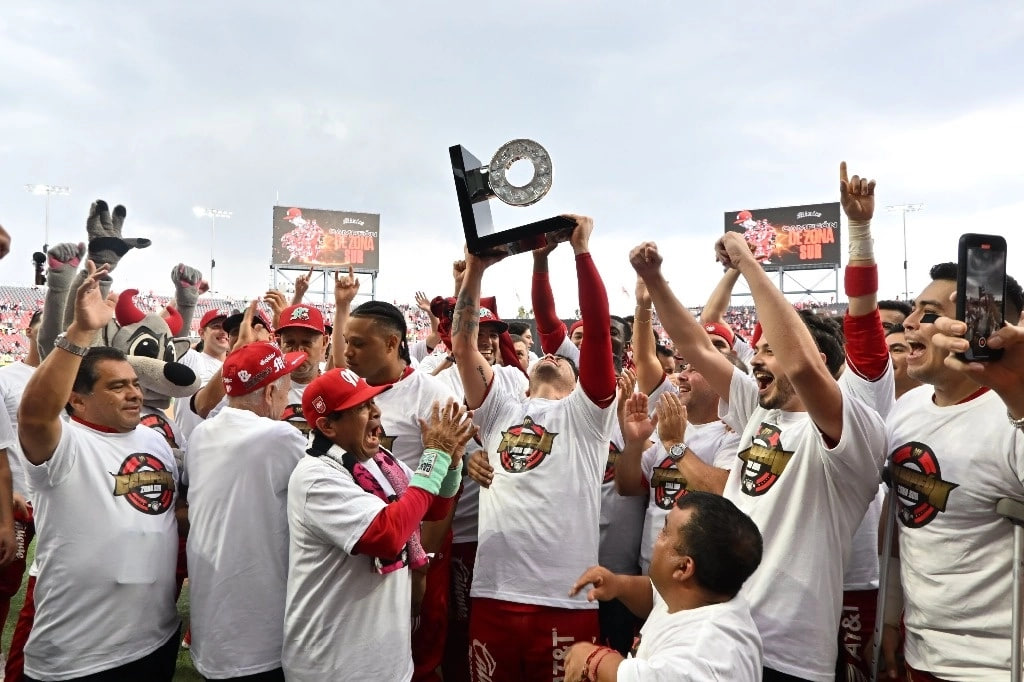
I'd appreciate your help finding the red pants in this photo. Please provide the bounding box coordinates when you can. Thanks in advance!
[442,542,477,682]
[0,509,34,634]
[5,575,36,682]
[411,530,453,682]
[837,588,877,682]
[469,597,598,682]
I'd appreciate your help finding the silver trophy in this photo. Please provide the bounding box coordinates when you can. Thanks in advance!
[450,139,575,256]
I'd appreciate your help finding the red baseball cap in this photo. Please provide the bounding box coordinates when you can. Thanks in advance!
[703,321,735,348]
[734,210,753,225]
[277,304,326,335]
[302,368,391,430]
[199,309,230,329]
[222,342,306,396]
[478,306,508,332]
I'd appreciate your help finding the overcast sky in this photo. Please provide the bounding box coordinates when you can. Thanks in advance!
[2,0,1022,317]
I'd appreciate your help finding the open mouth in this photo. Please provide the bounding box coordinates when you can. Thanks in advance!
[753,370,774,393]
[906,340,926,362]
[366,423,381,449]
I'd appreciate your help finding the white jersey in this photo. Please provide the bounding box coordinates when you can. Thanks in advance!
[887,386,1024,680]
[435,363,528,402]
[25,420,179,680]
[185,407,306,678]
[618,588,762,682]
[638,421,739,573]
[283,453,415,681]
[599,421,647,575]
[838,361,894,590]
[720,368,885,681]
[471,381,615,609]
[417,351,447,376]
[375,369,459,471]
[0,361,35,497]
[173,349,223,440]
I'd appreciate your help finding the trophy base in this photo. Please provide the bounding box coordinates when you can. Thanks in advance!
[467,216,577,257]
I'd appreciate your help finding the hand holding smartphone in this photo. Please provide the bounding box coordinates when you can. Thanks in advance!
[956,233,1007,362]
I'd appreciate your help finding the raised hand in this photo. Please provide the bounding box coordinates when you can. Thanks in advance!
[414,291,433,313]
[622,391,655,446]
[629,241,664,278]
[655,391,689,445]
[418,399,476,460]
[564,214,592,254]
[294,266,314,302]
[73,260,114,332]
[714,231,756,270]
[263,290,288,328]
[839,161,876,222]
[85,200,151,271]
[334,265,360,307]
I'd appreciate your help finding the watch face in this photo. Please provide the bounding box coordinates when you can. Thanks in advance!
[669,444,686,461]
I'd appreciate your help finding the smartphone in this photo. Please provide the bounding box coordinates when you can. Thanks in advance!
[956,233,1007,362]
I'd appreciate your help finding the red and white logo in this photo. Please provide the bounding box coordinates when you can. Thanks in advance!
[111,453,175,515]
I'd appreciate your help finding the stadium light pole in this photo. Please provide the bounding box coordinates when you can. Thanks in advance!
[886,203,925,302]
[193,206,232,291]
[25,184,71,253]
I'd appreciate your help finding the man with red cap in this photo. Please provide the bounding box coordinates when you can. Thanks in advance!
[184,341,307,681]
[174,308,231,439]
[275,303,329,432]
[282,369,473,681]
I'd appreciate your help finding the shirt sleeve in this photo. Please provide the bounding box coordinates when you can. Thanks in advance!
[24,420,76,489]
[719,367,758,434]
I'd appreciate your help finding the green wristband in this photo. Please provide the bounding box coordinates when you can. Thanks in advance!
[409,448,452,496]
[439,466,462,499]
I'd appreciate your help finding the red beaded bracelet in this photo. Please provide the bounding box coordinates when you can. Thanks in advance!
[581,646,604,681]
[586,646,615,681]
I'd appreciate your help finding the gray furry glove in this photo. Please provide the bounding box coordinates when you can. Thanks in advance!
[37,242,86,360]
[86,199,151,272]
[171,263,206,336]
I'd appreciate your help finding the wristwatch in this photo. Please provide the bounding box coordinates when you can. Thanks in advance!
[667,442,689,462]
[54,333,90,357]
[1008,410,1024,431]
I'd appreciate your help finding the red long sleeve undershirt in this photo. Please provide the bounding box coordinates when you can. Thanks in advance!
[353,488,453,559]
[576,253,616,408]
[532,270,569,354]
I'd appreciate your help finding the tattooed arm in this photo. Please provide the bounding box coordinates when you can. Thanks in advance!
[451,250,505,409]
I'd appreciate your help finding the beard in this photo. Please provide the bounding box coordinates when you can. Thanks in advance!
[757,373,796,410]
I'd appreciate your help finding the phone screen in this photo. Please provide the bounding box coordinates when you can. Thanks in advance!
[963,242,1006,359]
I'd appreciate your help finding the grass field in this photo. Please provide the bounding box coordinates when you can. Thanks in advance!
[2,544,203,681]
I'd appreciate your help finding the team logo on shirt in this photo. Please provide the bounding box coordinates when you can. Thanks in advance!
[889,441,959,528]
[141,413,179,449]
[281,404,311,434]
[497,416,557,473]
[111,453,175,515]
[603,442,621,484]
[651,457,689,509]
[737,423,793,496]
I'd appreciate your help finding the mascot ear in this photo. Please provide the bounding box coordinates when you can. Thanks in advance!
[172,338,192,361]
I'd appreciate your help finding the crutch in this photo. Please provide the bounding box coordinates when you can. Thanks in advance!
[998,497,1024,682]
[872,481,898,682]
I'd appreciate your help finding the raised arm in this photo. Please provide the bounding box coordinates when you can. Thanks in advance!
[840,162,890,382]
[531,243,568,354]
[331,266,360,369]
[19,262,112,465]
[612,372,651,497]
[631,277,664,395]
[629,242,736,401]
[291,265,314,304]
[414,291,442,352]
[571,218,616,407]
[719,232,844,442]
[701,267,742,325]
[451,252,502,410]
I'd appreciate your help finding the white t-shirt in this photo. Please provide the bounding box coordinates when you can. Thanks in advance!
[599,421,647,575]
[638,421,739,573]
[435,363,528,402]
[471,381,615,609]
[283,453,415,681]
[0,361,35,497]
[838,363,894,591]
[887,386,1024,680]
[417,351,447,376]
[617,588,762,682]
[25,420,179,680]
[375,369,459,471]
[184,406,306,678]
[173,349,223,440]
[720,368,885,681]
